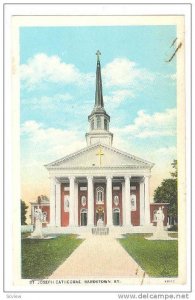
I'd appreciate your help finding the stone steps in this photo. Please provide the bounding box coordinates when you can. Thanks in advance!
[92,227,109,235]
[43,224,159,235]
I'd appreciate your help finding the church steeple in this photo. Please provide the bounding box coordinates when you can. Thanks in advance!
[85,51,113,147]
[95,50,104,108]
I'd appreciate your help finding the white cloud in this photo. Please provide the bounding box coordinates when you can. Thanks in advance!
[154,146,176,156]
[147,146,177,165]
[22,93,73,110]
[20,121,85,206]
[164,73,176,81]
[104,89,135,106]
[21,120,85,162]
[20,54,174,95]
[20,53,94,89]
[21,120,41,134]
[102,58,154,88]
[113,108,177,138]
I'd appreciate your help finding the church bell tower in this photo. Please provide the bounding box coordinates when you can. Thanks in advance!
[86,51,113,146]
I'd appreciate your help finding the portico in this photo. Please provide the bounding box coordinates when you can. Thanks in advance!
[48,172,151,228]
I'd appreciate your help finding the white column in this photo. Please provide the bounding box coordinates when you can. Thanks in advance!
[74,181,78,226]
[69,176,75,226]
[144,175,151,225]
[125,176,131,226]
[122,181,126,225]
[55,180,61,226]
[140,178,145,226]
[87,176,94,226]
[49,177,56,226]
[106,176,113,226]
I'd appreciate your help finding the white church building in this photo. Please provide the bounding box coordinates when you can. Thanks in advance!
[43,51,168,233]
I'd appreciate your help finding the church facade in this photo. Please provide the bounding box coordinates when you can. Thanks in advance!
[45,51,162,231]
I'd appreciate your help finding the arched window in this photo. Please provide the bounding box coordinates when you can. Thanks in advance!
[113,208,120,226]
[96,186,104,204]
[91,119,94,130]
[97,116,101,129]
[96,207,104,225]
[42,211,47,222]
[104,119,108,130]
[80,208,87,226]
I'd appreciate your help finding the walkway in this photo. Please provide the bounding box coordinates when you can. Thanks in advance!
[49,234,147,278]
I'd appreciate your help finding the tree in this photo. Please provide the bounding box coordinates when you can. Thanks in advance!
[21,200,28,225]
[153,160,177,219]
[170,159,177,179]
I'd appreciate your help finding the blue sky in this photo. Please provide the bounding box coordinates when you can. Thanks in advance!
[20,25,177,203]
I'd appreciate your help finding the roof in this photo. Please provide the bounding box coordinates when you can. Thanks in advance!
[45,142,154,170]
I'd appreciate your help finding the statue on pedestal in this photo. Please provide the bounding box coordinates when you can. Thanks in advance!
[31,206,44,238]
[155,206,165,231]
[146,206,175,240]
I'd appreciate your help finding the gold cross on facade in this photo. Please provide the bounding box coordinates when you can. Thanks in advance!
[96,50,101,61]
[96,145,104,167]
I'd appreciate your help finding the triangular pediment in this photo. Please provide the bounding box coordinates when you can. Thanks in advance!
[45,143,154,170]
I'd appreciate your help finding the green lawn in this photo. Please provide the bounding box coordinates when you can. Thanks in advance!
[21,234,83,279]
[119,234,178,277]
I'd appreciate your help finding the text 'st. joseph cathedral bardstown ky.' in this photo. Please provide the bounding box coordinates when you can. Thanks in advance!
[37,51,169,233]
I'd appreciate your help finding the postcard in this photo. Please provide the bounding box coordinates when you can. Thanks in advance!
[3,2,192,299]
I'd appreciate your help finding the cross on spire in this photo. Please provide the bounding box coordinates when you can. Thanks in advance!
[96,50,101,62]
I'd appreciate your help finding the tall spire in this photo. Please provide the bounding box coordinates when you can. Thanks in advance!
[95,50,104,108]
[86,51,113,147]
